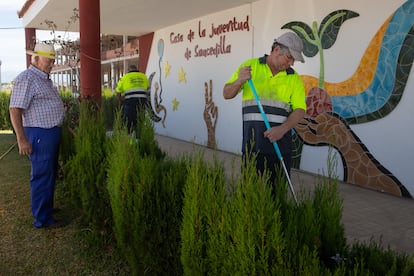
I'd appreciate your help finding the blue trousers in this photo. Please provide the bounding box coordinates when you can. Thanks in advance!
[122,98,147,133]
[24,127,61,228]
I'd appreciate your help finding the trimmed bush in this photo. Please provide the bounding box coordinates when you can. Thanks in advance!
[180,153,228,275]
[345,240,414,275]
[63,100,111,235]
[0,93,11,130]
[53,96,414,275]
[107,113,185,275]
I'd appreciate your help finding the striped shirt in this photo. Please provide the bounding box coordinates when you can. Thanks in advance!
[10,65,65,128]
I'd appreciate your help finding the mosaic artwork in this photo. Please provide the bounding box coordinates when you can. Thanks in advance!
[144,2,413,197]
[286,1,414,197]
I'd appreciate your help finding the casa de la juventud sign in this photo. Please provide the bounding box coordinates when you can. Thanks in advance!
[169,15,251,60]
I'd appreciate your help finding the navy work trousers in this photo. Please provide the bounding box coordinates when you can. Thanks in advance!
[122,98,147,133]
[24,127,61,228]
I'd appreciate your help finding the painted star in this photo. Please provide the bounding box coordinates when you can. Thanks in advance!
[172,97,180,111]
[164,61,171,78]
[178,67,187,83]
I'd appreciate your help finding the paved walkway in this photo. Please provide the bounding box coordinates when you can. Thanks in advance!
[155,135,414,254]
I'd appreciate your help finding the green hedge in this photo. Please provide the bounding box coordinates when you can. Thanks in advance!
[106,111,183,275]
[3,88,413,274]
[63,100,112,235]
[0,93,11,130]
[0,91,119,131]
[58,98,414,275]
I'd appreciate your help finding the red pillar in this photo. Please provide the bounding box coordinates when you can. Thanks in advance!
[79,0,101,102]
[24,28,36,68]
[138,32,154,73]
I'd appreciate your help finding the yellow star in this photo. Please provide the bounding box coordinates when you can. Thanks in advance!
[178,67,186,83]
[164,61,171,78]
[172,97,180,111]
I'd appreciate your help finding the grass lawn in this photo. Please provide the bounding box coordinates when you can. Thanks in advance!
[0,132,129,275]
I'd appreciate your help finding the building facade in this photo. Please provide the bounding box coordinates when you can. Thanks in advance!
[20,0,414,198]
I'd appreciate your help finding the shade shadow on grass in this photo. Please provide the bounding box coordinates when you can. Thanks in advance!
[0,132,130,275]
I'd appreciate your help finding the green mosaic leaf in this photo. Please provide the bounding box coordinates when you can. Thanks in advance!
[319,10,359,50]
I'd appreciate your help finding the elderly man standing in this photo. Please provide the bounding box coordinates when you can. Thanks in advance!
[9,42,65,228]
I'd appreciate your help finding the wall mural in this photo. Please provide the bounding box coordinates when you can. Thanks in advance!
[148,39,167,128]
[147,15,249,148]
[286,1,414,197]
[148,38,194,126]
[144,4,413,197]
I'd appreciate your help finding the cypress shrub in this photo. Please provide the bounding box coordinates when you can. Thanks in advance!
[135,157,187,275]
[54,99,414,275]
[281,197,321,268]
[137,110,165,159]
[101,93,119,130]
[203,155,229,276]
[106,123,138,272]
[180,153,222,275]
[294,246,328,275]
[60,95,79,163]
[315,147,346,267]
[181,151,287,275]
[313,180,346,268]
[275,179,346,273]
[345,240,414,275]
[107,113,185,275]
[225,152,285,275]
[274,145,346,273]
[154,157,188,275]
[63,100,112,235]
[0,93,11,130]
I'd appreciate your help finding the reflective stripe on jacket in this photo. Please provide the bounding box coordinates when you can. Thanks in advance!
[225,55,306,154]
[116,71,149,99]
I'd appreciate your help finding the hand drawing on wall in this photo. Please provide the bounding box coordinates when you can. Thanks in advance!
[283,2,414,197]
[203,80,218,149]
[295,113,411,197]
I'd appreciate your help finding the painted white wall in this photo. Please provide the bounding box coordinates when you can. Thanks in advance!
[147,5,252,153]
[146,0,414,195]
